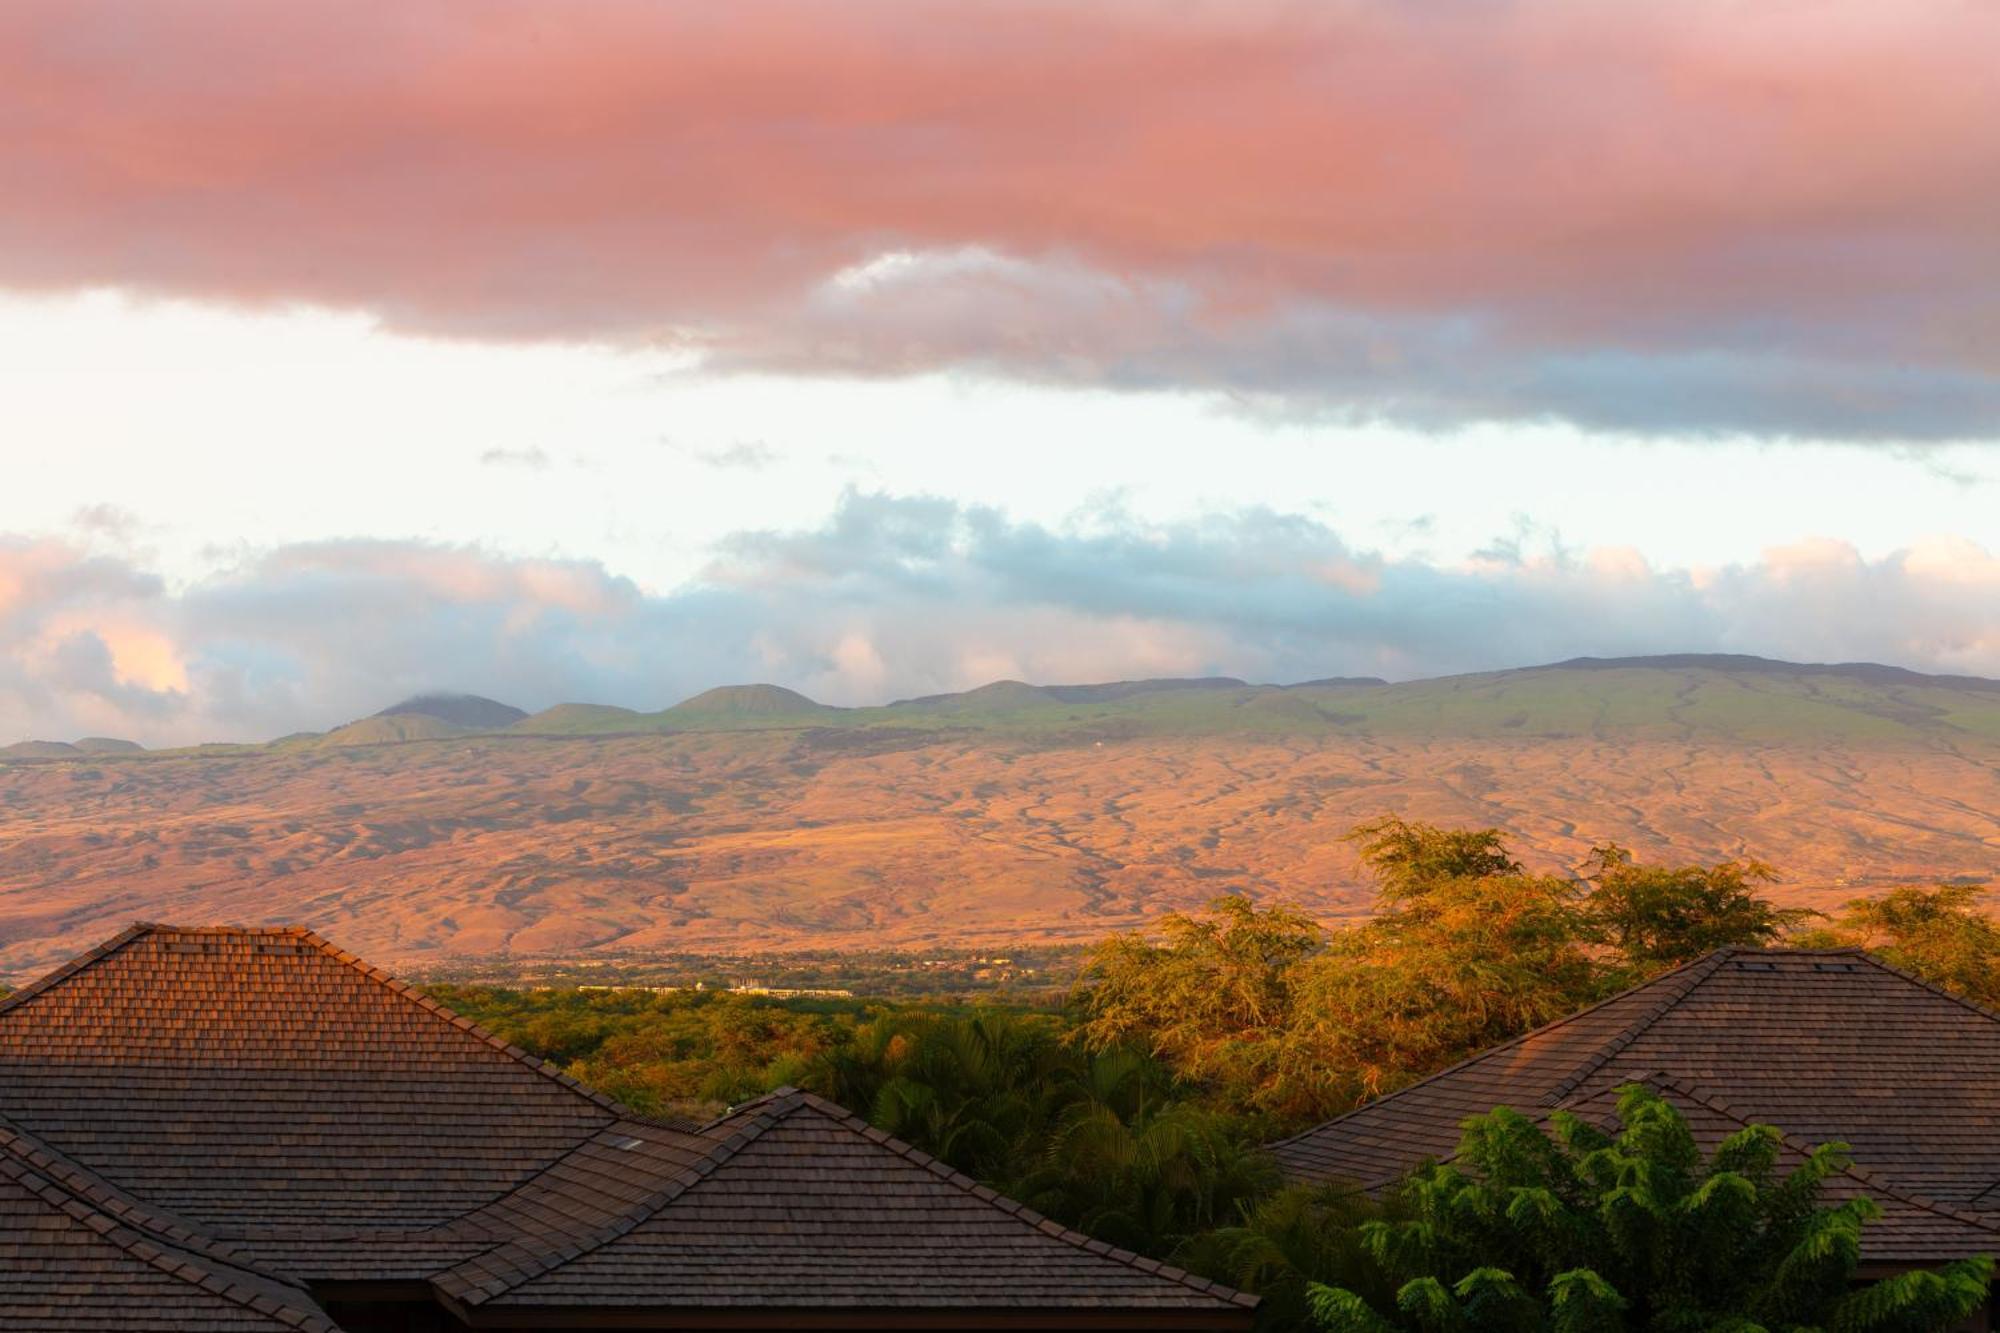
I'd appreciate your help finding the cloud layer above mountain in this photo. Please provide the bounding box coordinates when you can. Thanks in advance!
[3,0,1997,438]
[3,497,1994,745]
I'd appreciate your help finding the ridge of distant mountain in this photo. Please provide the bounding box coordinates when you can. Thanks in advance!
[377,693,528,729]
[1,651,1993,976]
[514,703,643,734]
[887,679,1056,712]
[6,655,1995,758]
[0,654,1993,973]
[1546,654,2000,692]
[73,737,145,754]
[320,714,471,747]
[1042,677,1251,704]
[0,741,84,759]
[0,737,145,759]
[666,684,836,718]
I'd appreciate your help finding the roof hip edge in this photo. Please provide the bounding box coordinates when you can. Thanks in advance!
[1597,1073,2000,1236]
[1542,949,1738,1104]
[0,1123,339,1330]
[0,922,154,1016]
[1,920,675,1125]
[281,924,645,1120]
[449,1087,1257,1312]
[770,1089,1260,1309]
[1848,949,2000,1028]
[1267,948,1742,1160]
[443,1093,802,1306]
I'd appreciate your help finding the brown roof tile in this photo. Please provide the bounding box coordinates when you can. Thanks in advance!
[1566,1077,2000,1264]
[0,926,1258,1327]
[1270,947,2000,1261]
[0,1117,341,1331]
[0,924,619,1269]
[438,1089,1259,1322]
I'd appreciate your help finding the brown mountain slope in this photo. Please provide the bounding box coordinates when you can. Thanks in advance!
[0,724,1993,980]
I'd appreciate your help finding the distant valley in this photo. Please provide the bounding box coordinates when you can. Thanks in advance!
[0,655,1993,979]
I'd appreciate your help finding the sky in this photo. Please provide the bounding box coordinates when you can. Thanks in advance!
[0,0,1995,745]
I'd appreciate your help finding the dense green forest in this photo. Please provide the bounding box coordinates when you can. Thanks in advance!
[432,819,2000,1331]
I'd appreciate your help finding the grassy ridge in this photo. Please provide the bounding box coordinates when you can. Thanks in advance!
[10,658,1992,762]
[506,662,2000,746]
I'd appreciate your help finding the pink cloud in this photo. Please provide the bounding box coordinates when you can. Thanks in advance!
[2,1,1998,434]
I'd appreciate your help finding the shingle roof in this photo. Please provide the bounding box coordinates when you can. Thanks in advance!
[0,924,1257,1328]
[1560,1076,2000,1265]
[0,924,617,1268]
[0,1117,340,1331]
[437,1088,1258,1325]
[1270,947,2000,1258]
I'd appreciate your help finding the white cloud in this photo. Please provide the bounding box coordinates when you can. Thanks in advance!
[1,498,1994,746]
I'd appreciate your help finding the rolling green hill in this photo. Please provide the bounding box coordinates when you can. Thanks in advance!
[504,657,1987,746]
[73,737,145,754]
[316,713,470,747]
[0,737,145,759]
[0,741,85,759]
[514,703,642,733]
[378,692,527,729]
[661,684,837,726]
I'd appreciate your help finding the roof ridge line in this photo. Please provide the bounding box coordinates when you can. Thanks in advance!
[0,922,153,1016]
[695,1082,812,1131]
[447,1096,801,1306]
[450,1087,1254,1311]
[419,1112,713,1251]
[1848,949,2000,1029]
[1266,949,1738,1159]
[777,1089,1258,1308]
[1,921,665,1123]
[266,924,682,1125]
[1542,949,1737,1104]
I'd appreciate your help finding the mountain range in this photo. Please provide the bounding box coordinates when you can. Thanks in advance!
[8,653,1991,758]
[0,654,1992,979]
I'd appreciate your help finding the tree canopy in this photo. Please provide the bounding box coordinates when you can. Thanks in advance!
[1075,821,1826,1125]
[808,1008,1276,1257]
[1306,1084,1991,1333]
[438,818,2000,1332]
[1796,885,2000,1009]
[1581,843,1812,977]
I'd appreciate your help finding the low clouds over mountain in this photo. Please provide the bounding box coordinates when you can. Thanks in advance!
[2,496,1993,745]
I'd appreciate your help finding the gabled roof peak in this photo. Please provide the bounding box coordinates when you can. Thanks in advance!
[707,1086,1259,1308]
[1696,940,1864,948]
[131,921,315,934]
[0,926,1259,1328]
[0,920,641,1120]
[443,1081,1258,1313]
[1272,941,2000,1219]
